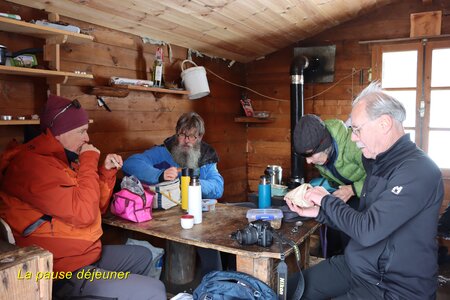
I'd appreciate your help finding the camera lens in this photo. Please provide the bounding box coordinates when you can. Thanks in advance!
[231,220,274,247]
[233,226,258,245]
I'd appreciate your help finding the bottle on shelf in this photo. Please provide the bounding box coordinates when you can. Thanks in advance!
[188,175,202,224]
[152,47,164,87]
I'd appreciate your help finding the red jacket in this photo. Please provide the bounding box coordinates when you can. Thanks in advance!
[0,131,116,272]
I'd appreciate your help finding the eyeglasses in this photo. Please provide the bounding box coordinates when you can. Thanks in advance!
[50,99,81,128]
[349,120,370,137]
[300,137,325,158]
[177,133,198,142]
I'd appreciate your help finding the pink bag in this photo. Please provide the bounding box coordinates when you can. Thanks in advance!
[111,189,154,222]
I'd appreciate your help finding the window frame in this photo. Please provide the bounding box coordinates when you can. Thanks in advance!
[371,39,450,174]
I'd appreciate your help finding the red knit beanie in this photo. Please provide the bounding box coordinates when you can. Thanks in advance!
[40,95,89,136]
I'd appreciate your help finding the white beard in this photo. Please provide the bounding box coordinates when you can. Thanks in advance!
[171,141,201,169]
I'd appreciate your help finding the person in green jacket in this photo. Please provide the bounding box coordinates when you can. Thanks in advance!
[294,114,366,256]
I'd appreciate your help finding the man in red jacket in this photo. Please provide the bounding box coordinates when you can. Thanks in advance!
[0,95,165,299]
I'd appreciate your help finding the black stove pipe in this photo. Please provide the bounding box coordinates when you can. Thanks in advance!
[288,56,309,189]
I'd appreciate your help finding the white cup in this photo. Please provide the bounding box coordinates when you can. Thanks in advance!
[181,214,194,229]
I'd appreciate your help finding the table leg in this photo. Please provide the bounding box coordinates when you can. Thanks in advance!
[164,240,196,285]
[235,236,312,288]
[236,255,274,286]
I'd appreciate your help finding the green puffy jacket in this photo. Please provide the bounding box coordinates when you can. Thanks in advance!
[315,119,366,197]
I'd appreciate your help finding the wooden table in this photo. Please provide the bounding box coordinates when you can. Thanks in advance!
[102,204,320,286]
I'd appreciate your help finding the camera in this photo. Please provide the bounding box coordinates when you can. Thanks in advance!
[231,220,274,247]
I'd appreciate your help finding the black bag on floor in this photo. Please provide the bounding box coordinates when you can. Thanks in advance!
[193,270,277,300]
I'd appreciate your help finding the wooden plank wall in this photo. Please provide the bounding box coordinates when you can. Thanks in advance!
[245,0,450,212]
[0,1,247,202]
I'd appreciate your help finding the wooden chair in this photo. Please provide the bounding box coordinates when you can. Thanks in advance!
[0,217,15,244]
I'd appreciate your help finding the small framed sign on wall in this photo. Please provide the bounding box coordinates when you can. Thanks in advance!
[410,11,442,37]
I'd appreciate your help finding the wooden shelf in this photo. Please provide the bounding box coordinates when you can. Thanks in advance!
[0,119,94,126]
[113,84,190,95]
[234,116,275,123]
[0,65,93,80]
[0,17,94,44]
[0,119,39,125]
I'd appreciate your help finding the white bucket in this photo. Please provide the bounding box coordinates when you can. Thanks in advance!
[181,60,210,100]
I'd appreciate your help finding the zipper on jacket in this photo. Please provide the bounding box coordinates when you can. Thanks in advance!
[376,272,384,286]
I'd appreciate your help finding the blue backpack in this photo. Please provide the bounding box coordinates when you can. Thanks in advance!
[193,270,277,300]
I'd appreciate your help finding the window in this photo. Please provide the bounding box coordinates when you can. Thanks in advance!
[372,40,450,170]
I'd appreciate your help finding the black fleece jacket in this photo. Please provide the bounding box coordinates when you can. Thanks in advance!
[317,134,444,299]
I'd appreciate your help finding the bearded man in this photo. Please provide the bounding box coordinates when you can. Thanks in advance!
[123,112,224,200]
[123,112,224,275]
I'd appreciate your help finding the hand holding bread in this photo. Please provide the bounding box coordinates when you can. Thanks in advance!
[284,183,313,208]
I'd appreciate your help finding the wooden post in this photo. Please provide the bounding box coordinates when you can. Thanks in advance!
[236,256,274,287]
[164,240,196,285]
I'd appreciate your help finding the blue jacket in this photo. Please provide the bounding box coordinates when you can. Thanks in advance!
[317,134,444,299]
[123,136,224,199]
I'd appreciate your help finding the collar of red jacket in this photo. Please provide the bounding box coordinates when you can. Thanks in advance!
[0,130,68,181]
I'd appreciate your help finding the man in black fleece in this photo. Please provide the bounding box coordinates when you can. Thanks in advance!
[287,82,444,299]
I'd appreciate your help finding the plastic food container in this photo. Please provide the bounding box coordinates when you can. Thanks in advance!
[202,199,217,212]
[246,208,283,229]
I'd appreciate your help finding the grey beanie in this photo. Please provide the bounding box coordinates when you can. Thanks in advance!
[294,114,332,155]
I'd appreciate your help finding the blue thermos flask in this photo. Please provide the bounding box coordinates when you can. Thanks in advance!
[258,175,271,208]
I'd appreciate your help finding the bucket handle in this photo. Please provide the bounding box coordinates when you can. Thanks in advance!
[181,59,198,71]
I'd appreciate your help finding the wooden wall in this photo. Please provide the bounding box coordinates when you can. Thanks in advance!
[0,1,247,202]
[2,0,450,208]
[245,0,450,212]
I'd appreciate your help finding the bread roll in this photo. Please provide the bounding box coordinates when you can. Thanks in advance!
[284,183,313,208]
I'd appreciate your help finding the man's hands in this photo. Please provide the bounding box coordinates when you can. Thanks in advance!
[285,186,329,218]
[163,166,179,181]
[79,144,123,170]
[80,143,100,154]
[306,186,329,206]
[332,185,354,202]
[286,199,320,218]
[104,154,123,170]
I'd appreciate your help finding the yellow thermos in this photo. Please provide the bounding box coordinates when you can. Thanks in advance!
[181,168,191,210]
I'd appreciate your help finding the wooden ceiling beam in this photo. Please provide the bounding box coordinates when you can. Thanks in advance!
[7,0,400,63]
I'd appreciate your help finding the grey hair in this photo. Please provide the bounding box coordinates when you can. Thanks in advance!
[352,81,406,123]
[176,112,205,136]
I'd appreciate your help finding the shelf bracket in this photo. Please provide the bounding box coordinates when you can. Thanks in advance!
[47,76,68,84]
[47,82,61,96]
